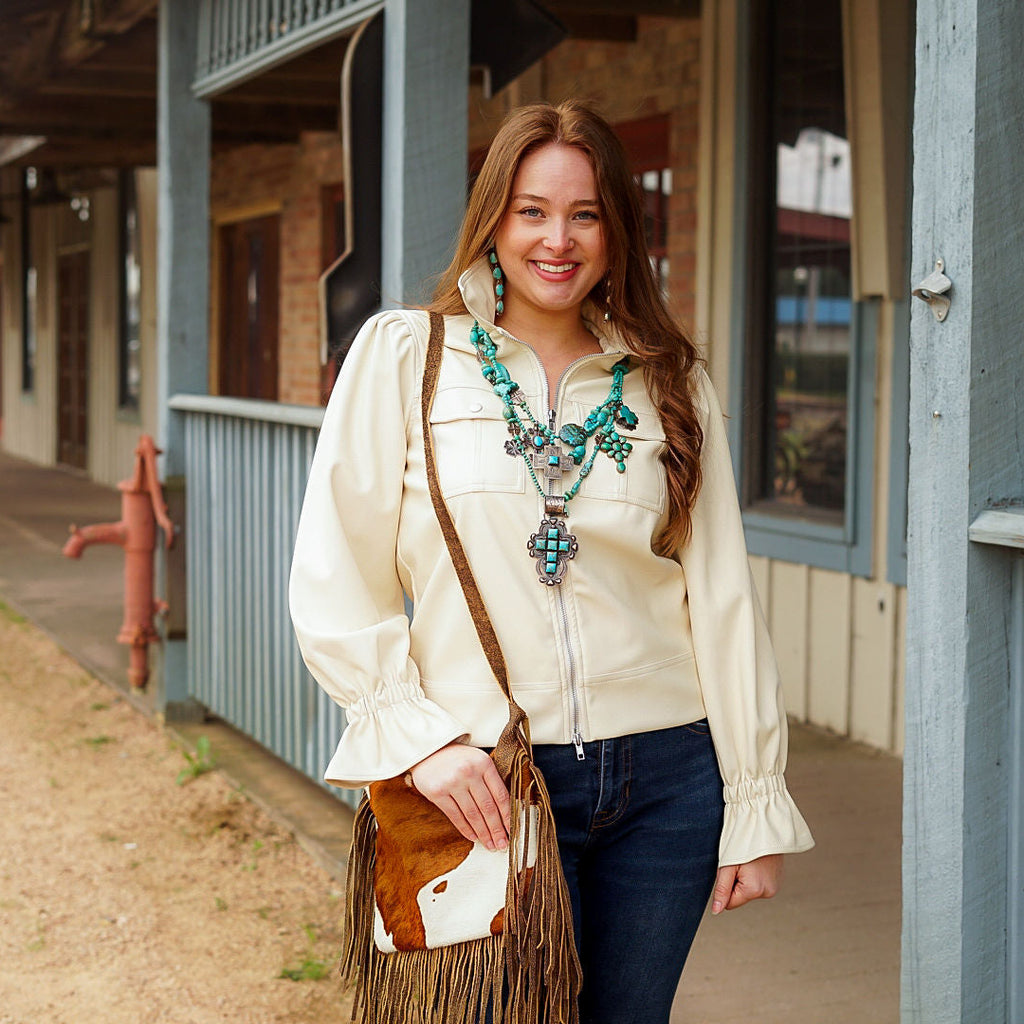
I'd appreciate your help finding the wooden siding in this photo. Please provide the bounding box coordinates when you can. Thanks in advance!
[750,554,905,754]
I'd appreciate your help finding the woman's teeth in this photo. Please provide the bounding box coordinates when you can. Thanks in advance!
[535,261,576,273]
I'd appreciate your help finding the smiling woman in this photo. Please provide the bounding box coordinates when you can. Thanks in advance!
[290,100,813,1024]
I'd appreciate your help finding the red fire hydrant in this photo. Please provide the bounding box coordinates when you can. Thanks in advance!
[63,435,175,689]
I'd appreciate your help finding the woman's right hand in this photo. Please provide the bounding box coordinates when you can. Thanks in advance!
[409,743,511,851]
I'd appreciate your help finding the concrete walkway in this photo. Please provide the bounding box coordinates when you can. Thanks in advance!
[0,449,901,1022]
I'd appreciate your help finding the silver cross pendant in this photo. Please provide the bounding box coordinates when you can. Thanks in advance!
[531,443,575,481]
[527,518,578,585]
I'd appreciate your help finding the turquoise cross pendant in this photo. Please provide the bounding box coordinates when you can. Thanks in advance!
[527,518,578,585]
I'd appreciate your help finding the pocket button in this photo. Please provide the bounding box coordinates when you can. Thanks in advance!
[469,401,484,413]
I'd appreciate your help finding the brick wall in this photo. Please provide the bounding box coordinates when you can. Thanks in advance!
[468,16,701,329]
[210,132,343,407]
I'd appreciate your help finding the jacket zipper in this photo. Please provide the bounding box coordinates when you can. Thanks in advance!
[498,327,610,762]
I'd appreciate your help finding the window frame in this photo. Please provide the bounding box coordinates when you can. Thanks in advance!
[886,296,910,586]
[727,0,876,577]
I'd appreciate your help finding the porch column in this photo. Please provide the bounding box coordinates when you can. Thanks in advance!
[381,0,470,305]
[903,1,1024,1021]
[155,0,210,713]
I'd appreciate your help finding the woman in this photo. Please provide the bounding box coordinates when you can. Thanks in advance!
[290,100,813,1023]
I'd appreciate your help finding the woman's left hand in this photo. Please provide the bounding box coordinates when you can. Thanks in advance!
[710,854,784,915]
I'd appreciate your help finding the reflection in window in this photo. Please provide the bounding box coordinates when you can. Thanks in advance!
[118,169,142,411]
[764,0,850,516]
[640,168,672,297]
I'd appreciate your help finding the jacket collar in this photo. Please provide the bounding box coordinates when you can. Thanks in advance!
[453,257,631,359]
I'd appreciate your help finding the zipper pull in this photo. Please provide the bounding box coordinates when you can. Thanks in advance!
[572,731,586,761]
[548,408,556,432]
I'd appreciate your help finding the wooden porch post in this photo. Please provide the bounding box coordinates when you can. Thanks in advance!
[903,0,1024,1020]
[155,0,210,713]
[380,0,470,305]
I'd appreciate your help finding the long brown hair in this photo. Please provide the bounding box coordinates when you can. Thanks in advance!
[431,100,704,555]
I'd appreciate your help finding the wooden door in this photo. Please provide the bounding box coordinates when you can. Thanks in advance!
[218,214,280,401]
[57,250,90,469]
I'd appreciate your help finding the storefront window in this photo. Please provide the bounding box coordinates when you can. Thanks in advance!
[751,0,851,519]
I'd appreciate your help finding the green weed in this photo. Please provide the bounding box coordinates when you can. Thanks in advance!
[279,924,330,981]
[176,735,215,785]
[242,838,265,872]
[0,601,26,624]
[279,958,329,982]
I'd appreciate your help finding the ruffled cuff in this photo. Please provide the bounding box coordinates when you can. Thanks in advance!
[323,679,469,788]
[718,773,815,866]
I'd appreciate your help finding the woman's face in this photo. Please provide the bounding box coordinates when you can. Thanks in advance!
[492,143,608,323]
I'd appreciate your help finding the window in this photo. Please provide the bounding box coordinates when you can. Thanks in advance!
[639,168,672,297]
[118,169,142,412]
[615,114,672,300]
[734,0,874,574]
[21,168,36,394]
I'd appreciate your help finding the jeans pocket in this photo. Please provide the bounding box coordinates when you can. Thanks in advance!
[682,717,710,735]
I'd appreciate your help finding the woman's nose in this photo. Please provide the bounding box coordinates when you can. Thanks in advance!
[544,221,574,253]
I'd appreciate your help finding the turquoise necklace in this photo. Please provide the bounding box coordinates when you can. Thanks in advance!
[469,321,638,585]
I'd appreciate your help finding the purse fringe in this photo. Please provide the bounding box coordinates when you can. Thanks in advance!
[340,749,582,1024]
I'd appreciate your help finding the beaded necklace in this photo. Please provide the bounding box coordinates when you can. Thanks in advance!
[469,321,638,585]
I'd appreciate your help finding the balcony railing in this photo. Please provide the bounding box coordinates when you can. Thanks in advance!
[169,394,357,809]
[194,0,383,96]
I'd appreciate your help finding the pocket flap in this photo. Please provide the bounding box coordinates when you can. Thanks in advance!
[429,385,505,425]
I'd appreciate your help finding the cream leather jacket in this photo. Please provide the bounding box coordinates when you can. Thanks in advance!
[289,258,813,867]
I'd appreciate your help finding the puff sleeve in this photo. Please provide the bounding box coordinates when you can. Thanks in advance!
[288,311,469,788]
[678,368,815,866]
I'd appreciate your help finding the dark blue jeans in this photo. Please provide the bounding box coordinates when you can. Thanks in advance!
[532,721,724,1024]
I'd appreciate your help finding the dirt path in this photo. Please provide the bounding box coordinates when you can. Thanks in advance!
[0,604,353,1024]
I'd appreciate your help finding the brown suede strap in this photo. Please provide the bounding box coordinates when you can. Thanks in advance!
[421,311,530,769]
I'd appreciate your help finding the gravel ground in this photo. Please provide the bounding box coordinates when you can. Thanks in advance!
[0,603,353,1024]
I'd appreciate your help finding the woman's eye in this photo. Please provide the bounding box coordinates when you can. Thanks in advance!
[575,210,600,221]
[518,207,543,218]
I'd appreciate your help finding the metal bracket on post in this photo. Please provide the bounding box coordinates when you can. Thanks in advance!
[913,258,953,321]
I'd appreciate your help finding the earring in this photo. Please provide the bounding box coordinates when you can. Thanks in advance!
[489,247,505,317]
[603,275,612,322]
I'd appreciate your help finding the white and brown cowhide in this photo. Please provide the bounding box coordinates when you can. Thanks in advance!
[369,776,537,953]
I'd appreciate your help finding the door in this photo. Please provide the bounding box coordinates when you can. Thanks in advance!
[218,214,280,401]
[57,249,90,469]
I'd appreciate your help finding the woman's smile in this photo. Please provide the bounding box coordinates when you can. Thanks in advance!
[532,259,582,278]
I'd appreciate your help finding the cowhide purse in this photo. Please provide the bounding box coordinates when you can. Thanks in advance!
[338,312,581,1024]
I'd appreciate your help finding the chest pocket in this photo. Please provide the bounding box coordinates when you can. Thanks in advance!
[563,400,667,513]
[428,385,526,498]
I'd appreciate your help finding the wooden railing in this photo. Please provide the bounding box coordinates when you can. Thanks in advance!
[193,0,383,96]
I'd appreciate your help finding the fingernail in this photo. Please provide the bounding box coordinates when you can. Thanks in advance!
[712,900,722,915]
[497,838,508,850]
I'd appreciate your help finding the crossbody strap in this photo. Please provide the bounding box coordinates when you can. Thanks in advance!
[421,311,529,764]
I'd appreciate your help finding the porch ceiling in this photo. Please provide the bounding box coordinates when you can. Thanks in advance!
[0,0,345,169]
